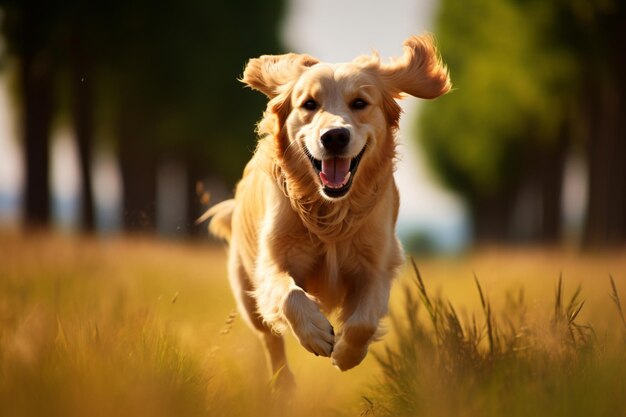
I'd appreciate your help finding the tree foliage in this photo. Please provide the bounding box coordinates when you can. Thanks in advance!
[94,0,284,180]
[0,0,285,232]
[420,0,576,199]
[419,0,625,245]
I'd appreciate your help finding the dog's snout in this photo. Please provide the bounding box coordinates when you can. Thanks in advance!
[320,128,350,153]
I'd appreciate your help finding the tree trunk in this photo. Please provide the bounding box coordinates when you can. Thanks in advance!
[582,81,626,248]
[582,74,626,247]
[185,156,206,238]
[618,102,626,245]
[581,6,626,248]
[609,12,626,245]
[539,128,568,243]
[606,88,626,245]
[21,17,53,229]
[470,188,516,244]
[118,115,158,233]
[583,79,613,248]
[70,27,95,233]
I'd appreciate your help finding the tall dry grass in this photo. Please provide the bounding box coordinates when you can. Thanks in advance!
[365,259,626,417]
[0,233,245,417]
[1,233,625,417]
[0,232,371,417]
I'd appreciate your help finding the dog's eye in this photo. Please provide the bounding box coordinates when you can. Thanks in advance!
[302,99,318,111]
[351,98,368,110]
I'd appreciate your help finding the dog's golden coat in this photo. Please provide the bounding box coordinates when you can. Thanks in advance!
[206,34,450,384]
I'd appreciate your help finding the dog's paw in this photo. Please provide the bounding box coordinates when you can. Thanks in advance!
[331,337,368,371]
[283,289,334,357]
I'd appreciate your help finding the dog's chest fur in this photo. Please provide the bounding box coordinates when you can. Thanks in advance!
[281,228,385,311]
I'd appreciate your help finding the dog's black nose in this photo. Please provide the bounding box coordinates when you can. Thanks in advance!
[320,128,350,153]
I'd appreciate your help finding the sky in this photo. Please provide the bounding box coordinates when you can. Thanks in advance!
[0,0,468,248]
[0,75,21,225]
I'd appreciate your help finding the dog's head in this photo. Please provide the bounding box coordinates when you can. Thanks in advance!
[242,35,450,201]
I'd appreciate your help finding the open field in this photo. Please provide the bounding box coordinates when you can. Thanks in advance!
[1,232,625,416]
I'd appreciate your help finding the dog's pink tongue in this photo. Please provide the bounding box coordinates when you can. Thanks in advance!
[320,158,351,187]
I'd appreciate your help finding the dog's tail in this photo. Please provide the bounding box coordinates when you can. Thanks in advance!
[196,199,235,242]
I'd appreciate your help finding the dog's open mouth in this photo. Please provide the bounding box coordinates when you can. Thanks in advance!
[307,147,366,198]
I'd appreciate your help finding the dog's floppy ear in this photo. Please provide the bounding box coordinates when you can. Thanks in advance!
[241,53,319,98]
[378,34,451,100]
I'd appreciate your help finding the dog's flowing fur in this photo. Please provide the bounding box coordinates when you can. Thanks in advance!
[206,34,450,385]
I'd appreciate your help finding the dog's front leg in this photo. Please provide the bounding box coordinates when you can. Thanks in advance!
[253,201,335,357]
[332,274,392,371]
[254,255,335,358]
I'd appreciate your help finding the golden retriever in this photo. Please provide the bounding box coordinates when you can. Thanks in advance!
[204,34,450,386]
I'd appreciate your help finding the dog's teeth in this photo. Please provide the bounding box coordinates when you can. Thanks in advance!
[342,171,351,185]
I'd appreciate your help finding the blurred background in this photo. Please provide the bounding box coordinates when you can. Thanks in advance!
[1,3,625,416]
[0,0,624,253]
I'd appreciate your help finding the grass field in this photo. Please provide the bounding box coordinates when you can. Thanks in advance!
[1,232,625,417]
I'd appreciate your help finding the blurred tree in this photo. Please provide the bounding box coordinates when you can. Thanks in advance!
[68,8,98,232]
[419,0,577,244]
[1,1,103,232]
[1,0,284,235]
[420,0,626,247]
[0,0,58,229]
[63,3,99,232]
[567,1,626,248]
[97,0,285,234]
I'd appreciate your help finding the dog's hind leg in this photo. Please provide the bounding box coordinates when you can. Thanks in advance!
[228,247,295,389]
